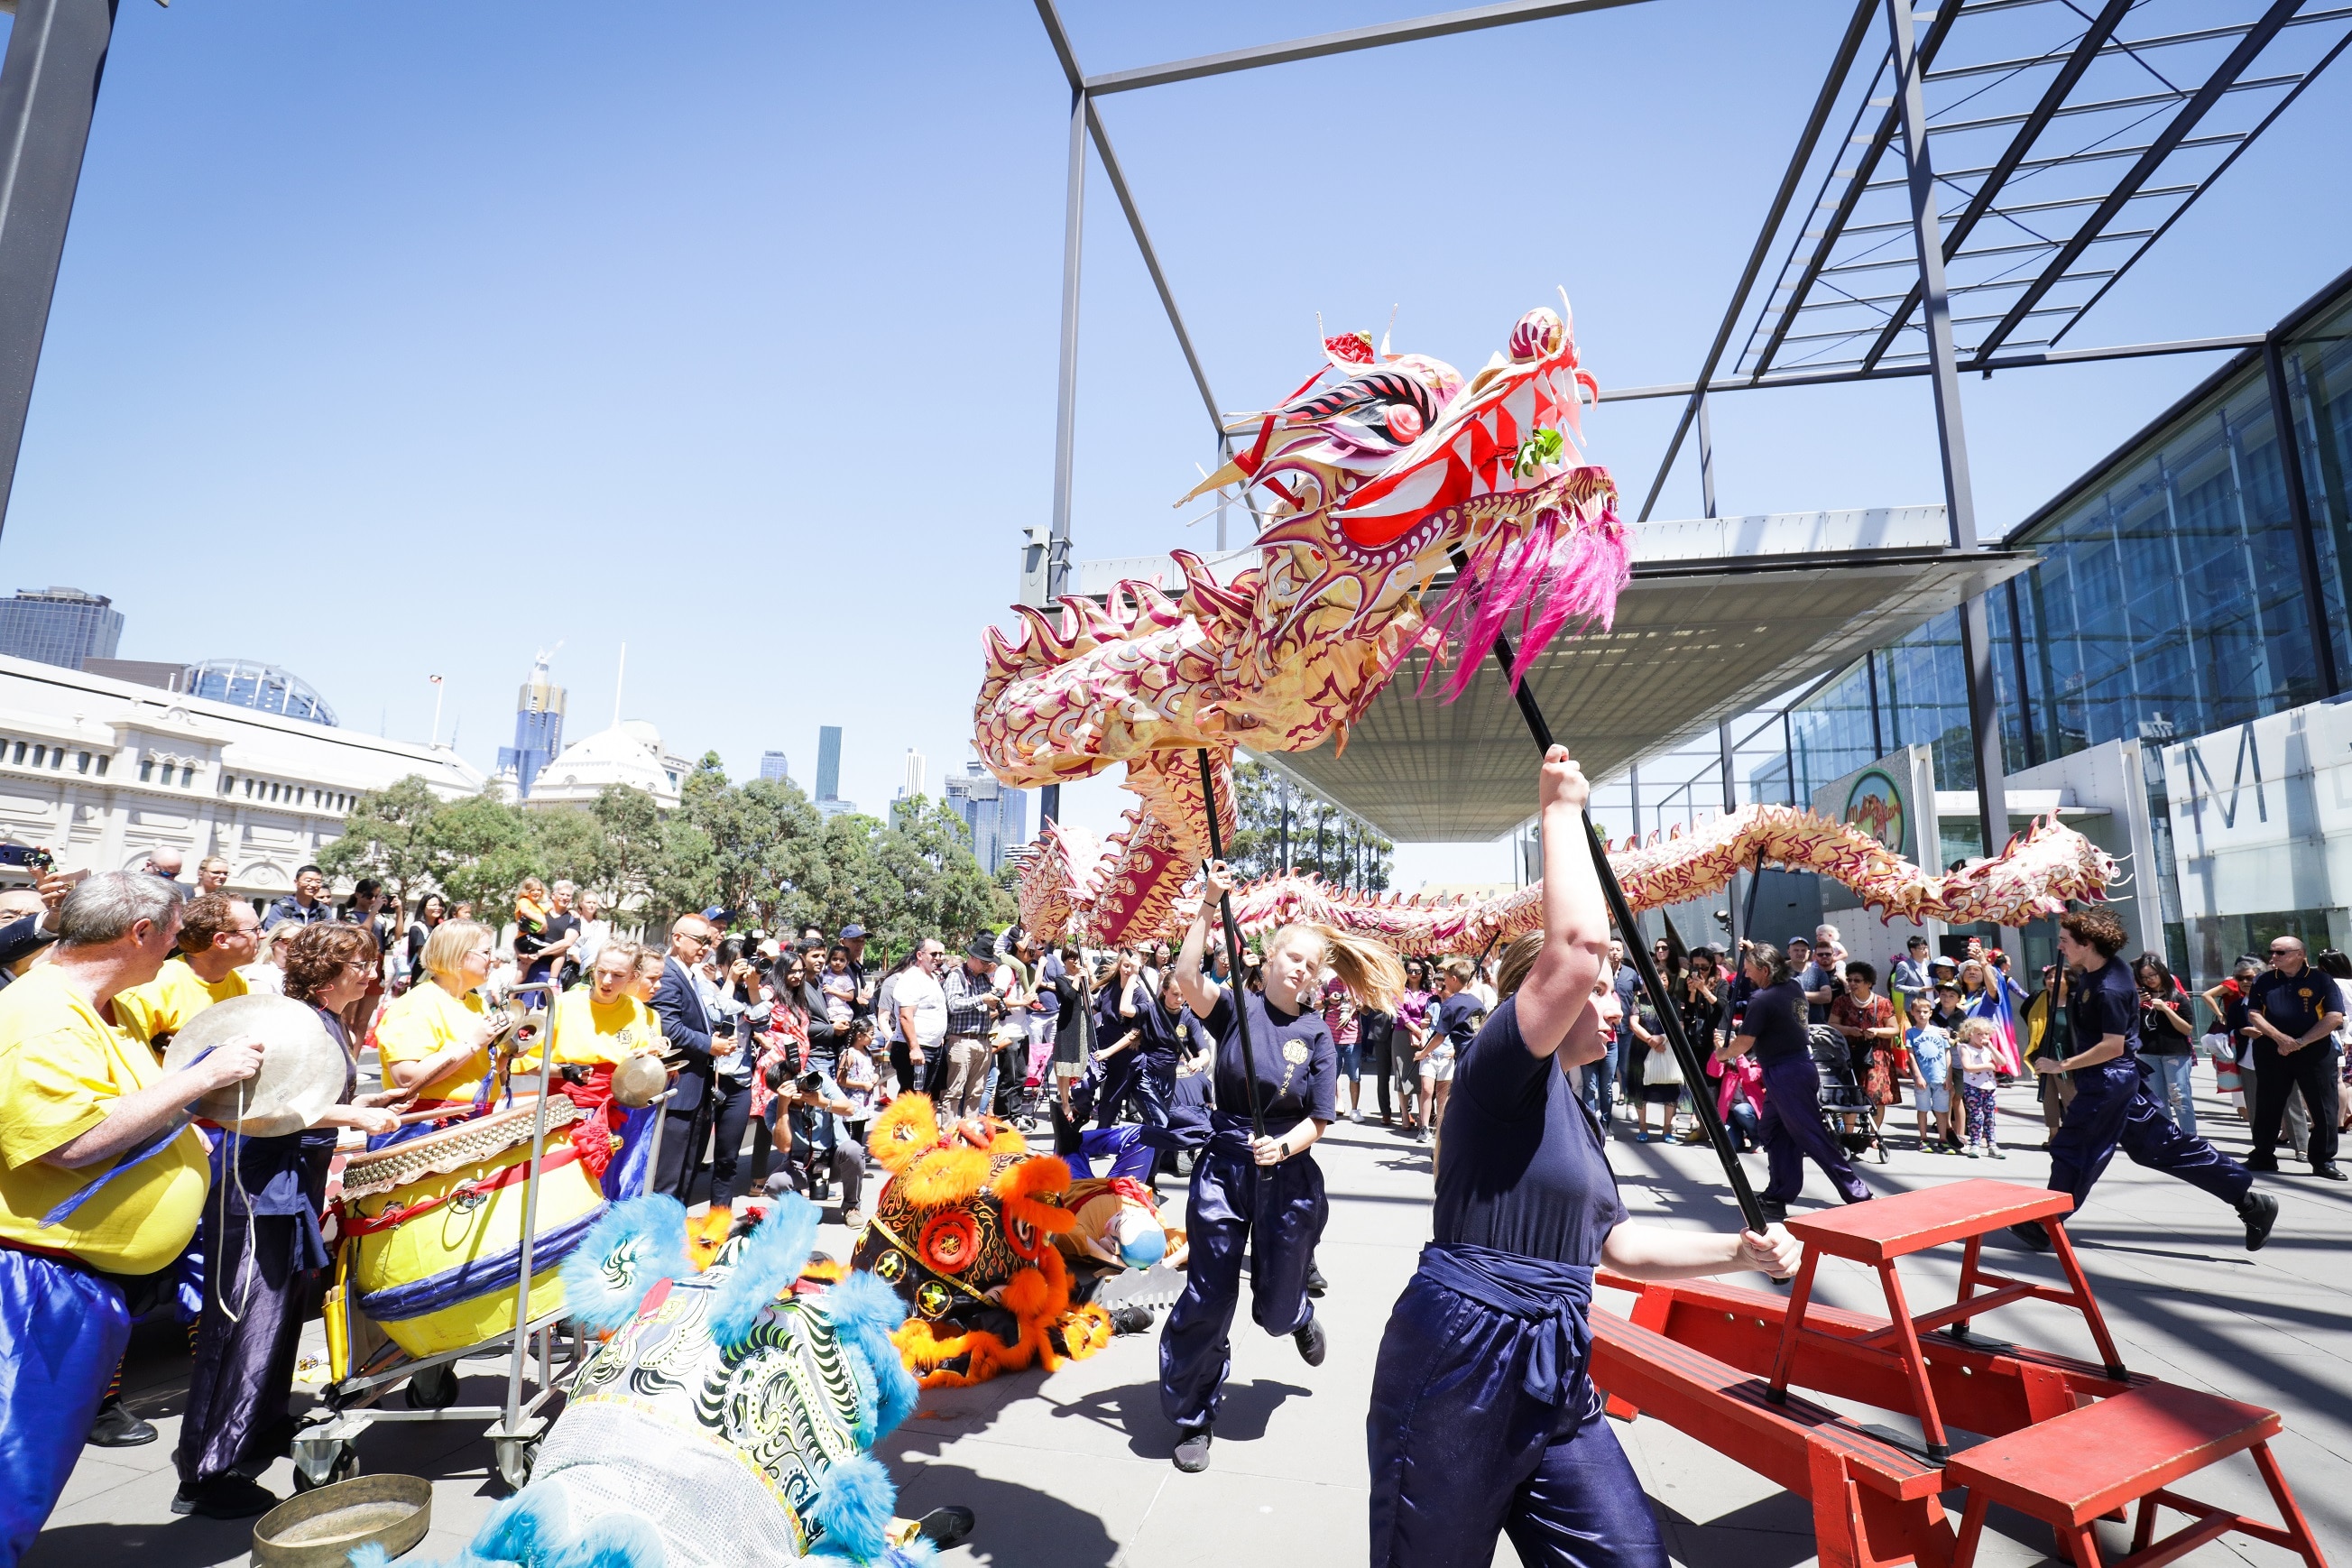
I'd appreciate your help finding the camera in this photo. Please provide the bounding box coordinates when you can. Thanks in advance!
[795,1070,825,1093]
[0,845,53,872]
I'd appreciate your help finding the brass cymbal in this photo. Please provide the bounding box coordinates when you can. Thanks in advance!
[161,992,348,1138]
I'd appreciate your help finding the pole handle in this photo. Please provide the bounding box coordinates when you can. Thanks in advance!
[1196,748,1268,1141]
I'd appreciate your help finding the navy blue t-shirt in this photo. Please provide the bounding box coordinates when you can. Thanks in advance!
[1433,997,1628,1266]
[1131,999,1209,1073]
[1436,989,1485,1050]
[2247,965,2346,1045]
[1736,978,1810,1065]
[1200,987,1337,1131]
[2069,957,2140,1059]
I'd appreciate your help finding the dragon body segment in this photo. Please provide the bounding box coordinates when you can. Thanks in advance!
[1207,808,2118,956]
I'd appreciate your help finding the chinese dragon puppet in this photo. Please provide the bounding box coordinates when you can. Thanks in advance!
[844,1094,1118,1388]
[363,1192,948,1568]
[973,300,2117,945]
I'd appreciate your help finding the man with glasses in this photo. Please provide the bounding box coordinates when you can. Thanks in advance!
[895,940,949,1095]
[650,915,736,1201]
[2245,936,2345,1180]
[937,937,1002,1118]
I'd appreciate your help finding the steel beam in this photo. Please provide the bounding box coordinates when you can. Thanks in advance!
[0,0,117,537]
[1862,134,2239,192]
[2265,333,2342,698]
[1925,6,2352,83]
[1861,0,2133,374]
[1033,0,1089,829]
[1886,0,2006,853]
[2052,19,2352,346]
[1635,0,1880,519]
[1970,0,2307,366]
[1605,332,2265,401]
[1084,0,1650,96]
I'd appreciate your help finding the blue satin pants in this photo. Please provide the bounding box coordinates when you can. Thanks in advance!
[1758,1054,1871,1205]
[2051,1060,2251,1212]
[0,1249,131,1564]
[1367,1267,1663,1568]
[1158,1120,1326,1436]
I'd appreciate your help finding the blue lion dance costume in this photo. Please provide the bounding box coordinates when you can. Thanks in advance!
[361,1191,942,1568]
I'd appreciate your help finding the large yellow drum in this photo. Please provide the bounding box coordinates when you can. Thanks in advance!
[338,1101,607,1359]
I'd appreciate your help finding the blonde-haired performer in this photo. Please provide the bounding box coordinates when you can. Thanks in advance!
[1158,873,1402,1474]
[373,919,503,1111]
[1365,749,1801,1567]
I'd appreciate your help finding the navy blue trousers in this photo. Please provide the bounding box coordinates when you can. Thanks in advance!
[1368,1244,1665,1568]
[2050,1060,2251,1212]
[1758,1053,1871,1204]
[0,1249,132,1564]
[1159,1117,1326,1436]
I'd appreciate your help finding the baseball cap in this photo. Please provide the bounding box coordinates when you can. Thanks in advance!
[840,923,868,940]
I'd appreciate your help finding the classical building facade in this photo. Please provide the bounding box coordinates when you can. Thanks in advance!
[495,719,687,812]
[0,654,484,897]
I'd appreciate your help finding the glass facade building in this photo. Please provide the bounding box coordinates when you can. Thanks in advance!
[0,586,123,670]
[1748,264,2352,975]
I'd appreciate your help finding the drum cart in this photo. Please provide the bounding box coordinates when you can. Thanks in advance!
[293,983,673,1492]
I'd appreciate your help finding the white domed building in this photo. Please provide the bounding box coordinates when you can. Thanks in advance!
[496,719,691,812]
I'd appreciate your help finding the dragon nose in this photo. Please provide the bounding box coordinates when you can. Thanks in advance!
[1508,308,1564,362]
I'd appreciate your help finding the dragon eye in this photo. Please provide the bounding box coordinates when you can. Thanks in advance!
[1385,404,1425,442]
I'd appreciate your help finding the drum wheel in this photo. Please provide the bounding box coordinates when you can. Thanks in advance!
[493,1434,540,1491]
[403,1362,459,1410]
[291,1439,358,1492]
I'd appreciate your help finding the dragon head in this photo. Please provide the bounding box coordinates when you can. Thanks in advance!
[1186,299,1624,696]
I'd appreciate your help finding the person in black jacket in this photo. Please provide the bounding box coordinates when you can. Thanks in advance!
[1048,944,1096,1156]
[0,865,69,989]
[650,914,733,1201]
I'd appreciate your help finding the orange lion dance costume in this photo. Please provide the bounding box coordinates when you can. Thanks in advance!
[849,1095,1115,1388]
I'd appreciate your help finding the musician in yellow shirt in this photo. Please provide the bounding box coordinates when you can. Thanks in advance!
[112,893,259,1055]
[551,944,659,1066]
[373,920,503,1106]
[0,873,263,1556]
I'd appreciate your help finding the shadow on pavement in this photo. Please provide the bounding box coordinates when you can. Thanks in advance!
[890,1461,1121,1567]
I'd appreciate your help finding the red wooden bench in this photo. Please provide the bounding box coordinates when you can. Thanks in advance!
[1942,1381,2327,1568]
[1591,1307,1955,1568]
[1598,1270,2143,1437]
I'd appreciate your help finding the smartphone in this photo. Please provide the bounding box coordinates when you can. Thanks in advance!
[0,845,52,872]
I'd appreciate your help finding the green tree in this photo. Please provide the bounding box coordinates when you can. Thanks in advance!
[317,775,445,912]
[425,791,536,918]
[1225,758,1393,890]
[586,785,669,912]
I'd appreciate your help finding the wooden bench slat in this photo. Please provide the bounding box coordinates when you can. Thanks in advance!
[1942,1384,2283,1525]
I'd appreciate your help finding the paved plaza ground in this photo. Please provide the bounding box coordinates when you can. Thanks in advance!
[32,1078,2352,1568]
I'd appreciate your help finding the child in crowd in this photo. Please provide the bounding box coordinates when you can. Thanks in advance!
[838,1019,882,1144]
[821,946,859,1029]
[1905,993,1956,1152]
[1955,1016,2005,1158]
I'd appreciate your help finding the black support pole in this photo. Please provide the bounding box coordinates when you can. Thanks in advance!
[1196,748,1266,1139]
[1462,579,1766,1234]
[0,0,118,537]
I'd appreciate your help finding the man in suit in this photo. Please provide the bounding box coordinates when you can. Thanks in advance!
[651,912,735,1203]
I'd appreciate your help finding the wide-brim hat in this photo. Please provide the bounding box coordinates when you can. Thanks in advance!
[966,934,1000,963]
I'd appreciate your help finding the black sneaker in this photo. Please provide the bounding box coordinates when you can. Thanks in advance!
[1173,1431,1213,1472]
[1294,1316,1327,1367]
[915,1505,976,1550]
[2239,1190,2279,1251]
[1756,1198,1788,1225]
[1305,1263,1328,1298]
[2312,1164,2347,1182]
[172,1476,281,1519]
[2007,1221,2052,1253]
[87,1397,157,1448]
[2243,1153,2281,1174]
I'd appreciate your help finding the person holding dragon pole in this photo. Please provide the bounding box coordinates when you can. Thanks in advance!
[1365,746,1800,1567]
[1159,864,1405,1474]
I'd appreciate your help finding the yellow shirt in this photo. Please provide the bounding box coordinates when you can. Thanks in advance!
[374,982,493,1102]
[0,965,211,1272]
[549,991,658,1066]
[111,959,251,1055]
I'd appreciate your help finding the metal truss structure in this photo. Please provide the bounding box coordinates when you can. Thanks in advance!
[1021,0,2349,842]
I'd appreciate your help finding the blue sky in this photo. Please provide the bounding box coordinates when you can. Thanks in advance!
[3,2,2346,889]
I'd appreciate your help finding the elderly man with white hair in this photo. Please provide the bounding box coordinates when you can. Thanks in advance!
[0,872,264,1555]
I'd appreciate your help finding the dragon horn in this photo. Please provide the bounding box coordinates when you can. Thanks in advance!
[1178,457,1250,507]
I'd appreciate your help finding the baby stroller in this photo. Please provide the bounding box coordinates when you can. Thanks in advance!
[1809,1024,1889,1165]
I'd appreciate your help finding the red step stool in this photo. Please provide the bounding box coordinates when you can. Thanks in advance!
[1943,1381,2328,1568]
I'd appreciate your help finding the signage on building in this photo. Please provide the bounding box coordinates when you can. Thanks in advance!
[1841,769,1906,853]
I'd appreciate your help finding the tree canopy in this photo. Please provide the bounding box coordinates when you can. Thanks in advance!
[1220,759,1394,890]
[319,764,1016,953]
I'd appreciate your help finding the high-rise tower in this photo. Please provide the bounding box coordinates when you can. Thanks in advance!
[496,650,567,798]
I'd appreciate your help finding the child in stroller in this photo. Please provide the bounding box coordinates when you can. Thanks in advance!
[1809,1023,1890,1165]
